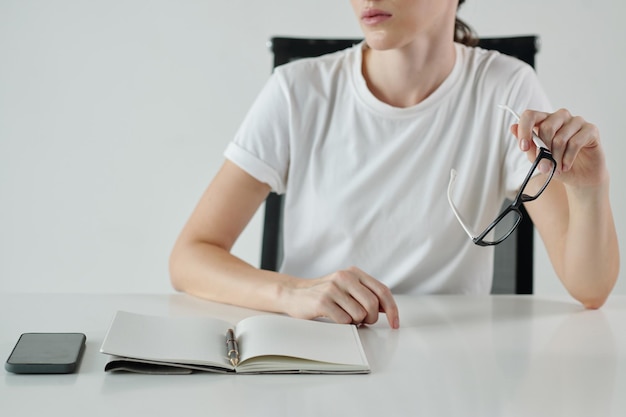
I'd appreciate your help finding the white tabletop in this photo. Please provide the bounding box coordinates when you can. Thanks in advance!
[1,293,625,417]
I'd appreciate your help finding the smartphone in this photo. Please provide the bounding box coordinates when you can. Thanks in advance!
[5,333,86,374]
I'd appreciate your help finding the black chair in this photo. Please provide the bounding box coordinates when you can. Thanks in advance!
[261,36,540,295]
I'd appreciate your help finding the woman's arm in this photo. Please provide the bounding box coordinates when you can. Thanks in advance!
[169,160,399,327]
[513,109,620,308]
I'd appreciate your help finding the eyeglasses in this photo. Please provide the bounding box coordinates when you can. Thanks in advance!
[447,105,557,246]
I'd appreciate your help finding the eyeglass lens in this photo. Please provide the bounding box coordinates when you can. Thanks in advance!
[482,153,555,245]
[520,157,556,199]
[483,209,522,245]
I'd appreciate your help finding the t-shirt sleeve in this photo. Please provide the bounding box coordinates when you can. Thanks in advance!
[224,70,291,194]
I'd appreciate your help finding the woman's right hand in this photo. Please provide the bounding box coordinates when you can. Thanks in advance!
[171,161,399,329]
[282,266,400,329]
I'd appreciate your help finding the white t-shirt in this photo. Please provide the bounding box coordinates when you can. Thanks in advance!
[225,42,551,294]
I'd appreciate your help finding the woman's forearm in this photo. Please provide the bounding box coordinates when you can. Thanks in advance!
[559,182,619,308]
[169,240,294,313]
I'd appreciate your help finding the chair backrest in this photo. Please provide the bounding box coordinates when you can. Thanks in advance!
[261,36,540,295]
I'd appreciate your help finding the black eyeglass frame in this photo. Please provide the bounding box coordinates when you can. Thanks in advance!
[472,147,557,246]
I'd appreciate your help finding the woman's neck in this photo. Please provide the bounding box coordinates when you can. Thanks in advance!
[362,38,457,108]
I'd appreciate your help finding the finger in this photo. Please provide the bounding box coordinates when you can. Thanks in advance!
[319,298,357,325]
[307,275,366,324]
[379,292,400,329]
[510,124,535,156]
[550,116,591,172]
[561,123,598,172]
[518,109,550,149]
[341,285,379,325]
[351,268,399,329]
[539,112,582,173]
[335,292,370,325]
[330,269,378,324]
[510,123,530,152]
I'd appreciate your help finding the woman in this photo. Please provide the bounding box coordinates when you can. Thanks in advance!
[169,0,619,328]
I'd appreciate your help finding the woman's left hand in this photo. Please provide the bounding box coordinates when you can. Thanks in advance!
[511,109,609,189]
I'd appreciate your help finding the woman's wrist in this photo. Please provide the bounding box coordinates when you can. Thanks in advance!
[271,272,310,316]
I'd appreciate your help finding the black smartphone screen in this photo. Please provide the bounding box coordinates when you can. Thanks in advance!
[5,333,86,374]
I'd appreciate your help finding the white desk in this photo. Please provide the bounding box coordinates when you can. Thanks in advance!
[1,293,625,417]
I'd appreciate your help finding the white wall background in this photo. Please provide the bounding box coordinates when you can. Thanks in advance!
[1,0,624,296]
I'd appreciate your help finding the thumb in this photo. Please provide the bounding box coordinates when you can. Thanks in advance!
[510,123,533,153]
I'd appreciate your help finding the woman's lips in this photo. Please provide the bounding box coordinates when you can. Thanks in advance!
[361,9,392,25]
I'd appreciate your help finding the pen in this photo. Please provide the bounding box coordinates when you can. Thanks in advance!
[226,328,239,367]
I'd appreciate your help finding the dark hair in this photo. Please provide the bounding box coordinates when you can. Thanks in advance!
[455,0,478,46]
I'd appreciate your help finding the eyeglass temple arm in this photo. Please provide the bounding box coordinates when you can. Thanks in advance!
[447,169,478,240]
[498,104,550,150]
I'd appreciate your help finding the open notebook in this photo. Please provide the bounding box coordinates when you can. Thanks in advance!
[100,311,370,374]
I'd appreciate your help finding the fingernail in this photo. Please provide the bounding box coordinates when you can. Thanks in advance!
[393,317,400,329]
[521,139,530,152]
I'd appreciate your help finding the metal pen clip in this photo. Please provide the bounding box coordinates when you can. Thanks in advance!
[226,328,239,367]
